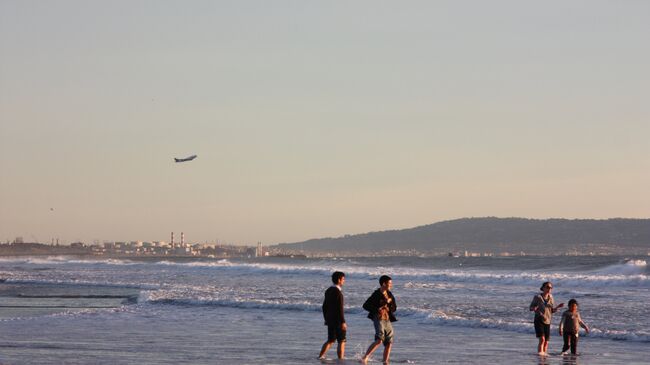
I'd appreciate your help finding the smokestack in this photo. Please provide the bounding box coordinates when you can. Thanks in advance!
[171,232,174,247]
[181,232,184,246]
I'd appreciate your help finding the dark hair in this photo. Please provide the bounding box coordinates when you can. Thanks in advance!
[331,271,345,284]
[379,275,392,286]
[540,281,552,291]
[568,299,578,307]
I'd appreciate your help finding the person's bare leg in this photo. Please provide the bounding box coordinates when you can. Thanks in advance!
[319,341,334,359]
[382,343,392,363]
[543,337,549,354]
[362,340,382,362]
[337,341,346,359]
[537,337,545,354]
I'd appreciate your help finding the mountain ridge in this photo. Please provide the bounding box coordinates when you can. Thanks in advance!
[273,217,650,255]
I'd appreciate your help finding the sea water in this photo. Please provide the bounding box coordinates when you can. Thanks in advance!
[0,255,648,364]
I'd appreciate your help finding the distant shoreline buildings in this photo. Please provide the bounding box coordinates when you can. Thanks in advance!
[5,217,650,258]
[2,238,645,259]
[1,234,269,258]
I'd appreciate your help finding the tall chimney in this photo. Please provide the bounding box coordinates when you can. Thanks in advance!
[181,232,184,246]
[171,232,174,247]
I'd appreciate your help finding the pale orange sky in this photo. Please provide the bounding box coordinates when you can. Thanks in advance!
[1,1,649,245]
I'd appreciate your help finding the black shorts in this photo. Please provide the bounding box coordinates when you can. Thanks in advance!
[327,323,346,343]
[534,318,550,339]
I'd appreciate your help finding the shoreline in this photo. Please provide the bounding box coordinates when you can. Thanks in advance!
[1,252,648,260]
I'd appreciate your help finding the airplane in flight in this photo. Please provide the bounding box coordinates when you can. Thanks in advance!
[174,155,197,163]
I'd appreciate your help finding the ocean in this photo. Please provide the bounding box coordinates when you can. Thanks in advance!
[0,255,648,364]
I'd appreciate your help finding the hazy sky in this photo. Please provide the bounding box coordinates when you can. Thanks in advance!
[1,1,649,245]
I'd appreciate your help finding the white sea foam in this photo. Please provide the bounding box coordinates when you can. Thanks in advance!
[152,260,650,289]
[155,259,233,267]
[61,257,650,288]
[588,328,650,342]
[423,309,534,333]
[3,256,648,289]
[144,295,322,312]
[0,256,138,266]
[3,278,159,290]
[140,291,650,343]
[592,260,647,276]
[403,281,466,290]
[420,310,650,342]
[140,288,369,314]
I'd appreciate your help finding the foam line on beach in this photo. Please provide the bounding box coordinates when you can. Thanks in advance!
[421,309,650,343]
[150,260,650,289]
[145,297,324,312]
[0,304,134,322]
[591,260,647,275]
[0,256,139,266]
[54,259,650,289]
[141,289,371,314]
[3,257,648,289]
[139,293,650,343]
[1,279,159,290]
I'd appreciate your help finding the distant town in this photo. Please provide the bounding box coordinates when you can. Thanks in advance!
[2,235,646,259]
[0,234,297,259]
[3,218,650,258]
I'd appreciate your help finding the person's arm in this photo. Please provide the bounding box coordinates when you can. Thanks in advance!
[551,297,564,313]
[363,291,379,314]
[322,290,328,325]
[379,291,389,307]
[529,295,540,312]
[579,314,589,334]
[377,291,392,315]
[558,313,565,335]
[338,290,346,324]
[387,292,397,313]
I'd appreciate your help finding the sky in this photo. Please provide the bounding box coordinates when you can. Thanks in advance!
[1,1,649,246]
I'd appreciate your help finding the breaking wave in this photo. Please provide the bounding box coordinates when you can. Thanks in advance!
[147,297,323,312]
[592,260,647,276]
[0,256,138,266]
[10,257,648,288]
[140,292,650,343]
[422,310,650,343]
[152,260,650,289]
[3,257,648,289]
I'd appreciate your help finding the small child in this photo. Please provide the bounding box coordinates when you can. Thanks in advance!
[559,299,590,355]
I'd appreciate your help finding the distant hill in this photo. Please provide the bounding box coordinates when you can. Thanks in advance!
[273,217,650,255]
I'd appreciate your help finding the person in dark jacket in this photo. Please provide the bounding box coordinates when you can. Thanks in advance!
[318,271,347,359]
[361,275,396,363]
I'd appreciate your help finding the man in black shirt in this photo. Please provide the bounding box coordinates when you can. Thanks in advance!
[362,275,397,363]
[318,271,347,360]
